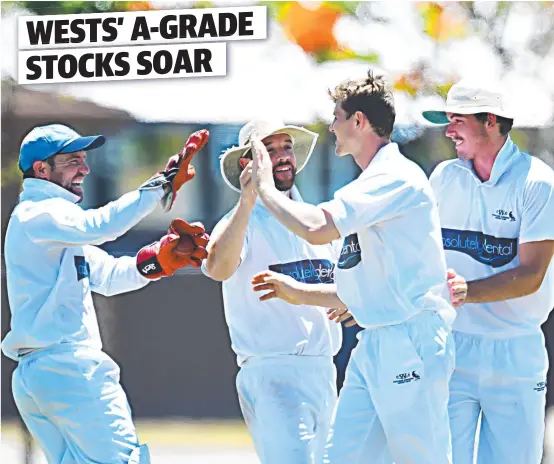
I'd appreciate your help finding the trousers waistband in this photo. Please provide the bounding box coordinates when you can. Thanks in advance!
[240,355,334,369]
[452,329,544,341]
[18,343,100,363]
[359,309,442,332]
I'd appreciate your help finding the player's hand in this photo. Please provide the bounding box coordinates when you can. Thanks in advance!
[136,219,209,279]
[139,129,210,212]
[251,270,303,305]
[447,268,467,307]
[327,308,358,327]
[250,135,275,193]
[169,218,210,268]
[238,160,258,207]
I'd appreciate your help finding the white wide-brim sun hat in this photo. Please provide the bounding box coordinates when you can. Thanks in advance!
[220,119,319,193]
[422,79,514,125]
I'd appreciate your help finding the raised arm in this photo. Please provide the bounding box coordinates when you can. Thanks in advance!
[203,162,257,281]
[251,136,423,245]
[24,130,209,247]
[250,136,340,245]
[24,190,162,247]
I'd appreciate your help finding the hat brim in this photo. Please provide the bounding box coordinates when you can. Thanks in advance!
[59,135,105,154]
[422,110,450,125]
[423,106,515,125]
[220,126,319,193]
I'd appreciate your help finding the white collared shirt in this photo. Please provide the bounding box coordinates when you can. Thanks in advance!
[431,137,554,337]
[1,179,161,360]
[202,188,342,366]
[319,143,454,329]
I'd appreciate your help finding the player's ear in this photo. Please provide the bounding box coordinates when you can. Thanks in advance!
[33,160,51,180]
[354,111,365,128]
[239,158,250,169]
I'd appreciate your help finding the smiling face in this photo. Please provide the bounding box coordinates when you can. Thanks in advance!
[445,113,491,161]
[241,133,297,191]
[34,151,90,201]
[329,102,359,157]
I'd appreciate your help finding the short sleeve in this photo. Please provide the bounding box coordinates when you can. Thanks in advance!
[520,176,554,244]
[429,161,451,207]
[318,173,424,237]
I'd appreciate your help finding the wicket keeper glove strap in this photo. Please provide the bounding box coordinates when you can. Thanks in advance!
[139,129,209,212]
[136,219,209,279]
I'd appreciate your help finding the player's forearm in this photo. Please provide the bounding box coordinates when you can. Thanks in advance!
[295,283,348,309]
[97,256,151,296]
[87,246,151,296]
[258,186,333,245]
[84,189,163,244]
[466,265,545,304]
[204,199,253,281]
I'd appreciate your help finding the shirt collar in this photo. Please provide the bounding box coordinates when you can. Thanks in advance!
[19,178,81,204]
[487,136,519,185]
[359,142,400,179]
[457,136,519,186]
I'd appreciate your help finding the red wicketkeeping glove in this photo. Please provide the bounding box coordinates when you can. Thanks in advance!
[139,130,210,212]
[136,219,209,279]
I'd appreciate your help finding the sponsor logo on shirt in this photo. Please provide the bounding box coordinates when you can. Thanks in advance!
[74,256,90,281]
[534,381,547,392]
[441,228,518,268]
[492,209,516,222]
[393,370,421,385]
[269,259,335,284]
[337,234,361,270]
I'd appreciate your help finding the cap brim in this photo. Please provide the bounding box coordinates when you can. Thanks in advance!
[59,135,105,154]
[422,111,449,125]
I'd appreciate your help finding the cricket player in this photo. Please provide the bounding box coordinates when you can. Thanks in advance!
[423,80,554,463]
[202,119,342,463]
[249,71,456,464]
[2,123,210,464]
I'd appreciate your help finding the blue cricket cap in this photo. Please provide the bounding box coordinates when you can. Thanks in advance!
[19,124,105,172]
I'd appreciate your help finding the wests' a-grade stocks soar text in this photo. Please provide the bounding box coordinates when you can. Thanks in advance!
[17,6,267,84]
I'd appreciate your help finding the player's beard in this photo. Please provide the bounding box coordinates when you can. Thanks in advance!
[50,177,83,203]
[273,163,296,192]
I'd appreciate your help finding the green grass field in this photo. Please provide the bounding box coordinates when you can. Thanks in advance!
[1,419,259,463]
[4,412,554,464]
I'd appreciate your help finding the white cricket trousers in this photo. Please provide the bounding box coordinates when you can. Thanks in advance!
[236,355,337,464]
[449,330,548,464]
[325,310,455,464]
[12,344,150,464]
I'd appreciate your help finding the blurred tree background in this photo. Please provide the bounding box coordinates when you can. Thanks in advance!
[4,1,553,126]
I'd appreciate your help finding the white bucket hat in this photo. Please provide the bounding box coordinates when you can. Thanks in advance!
[422,80,514,125]
[220,119,319,193]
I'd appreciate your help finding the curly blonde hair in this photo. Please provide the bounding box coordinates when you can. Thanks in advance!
[329,70,395,138]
